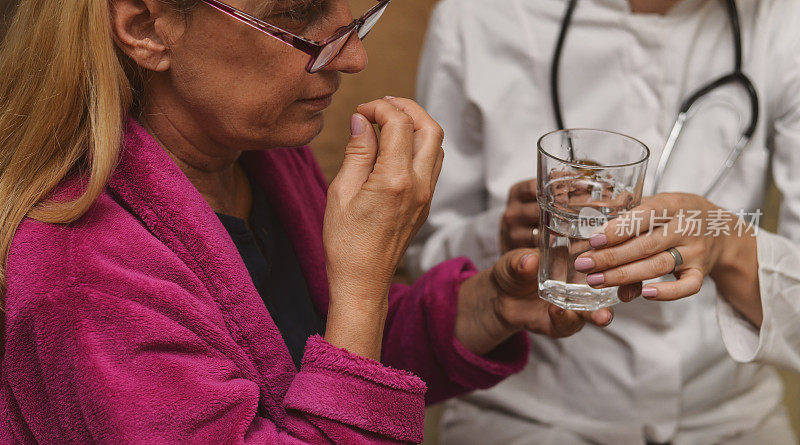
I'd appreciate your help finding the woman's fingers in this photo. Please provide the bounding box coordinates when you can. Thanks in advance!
[540,305,612,338]
[618,282,643,302]
[331,113,380,198]
[501,200,541,251]
[430,146,444,192]
[356,99,415,173]
[575,224,677,273]
[581,307,614,327]
[381,97,436,131]
[491,249,614,337]
[564,192,717,303]
[357,97,444,198]
[383,96,444,183]
[591,193,685,249]
[495,249,581,333]
[492,249,540,297]
[584,248,680,288]
[592,205,659,249]
[502,201,541,243]
[640,268,704,301]
[546,305,586,337]
[509,179,538,203]
[506,226,539,248]
[503,201,541,226]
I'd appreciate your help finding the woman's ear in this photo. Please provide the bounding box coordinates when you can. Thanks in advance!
[109,0,174,72]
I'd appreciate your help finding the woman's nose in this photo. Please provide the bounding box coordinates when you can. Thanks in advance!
[324,32,368,74]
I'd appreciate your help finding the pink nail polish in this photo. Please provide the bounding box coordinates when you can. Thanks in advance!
[574,257,595,272]
[642,287,658,299]
[586,273,605,286]
[589,233,608,248]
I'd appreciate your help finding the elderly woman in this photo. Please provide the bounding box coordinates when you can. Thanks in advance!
[0,0,613,443]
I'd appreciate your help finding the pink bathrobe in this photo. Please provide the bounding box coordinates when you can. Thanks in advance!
[1,118,528,444]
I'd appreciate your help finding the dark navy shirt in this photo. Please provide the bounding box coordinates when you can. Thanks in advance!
[216,179,324,370]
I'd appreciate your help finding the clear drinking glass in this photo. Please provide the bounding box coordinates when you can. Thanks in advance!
[537,129,650,311]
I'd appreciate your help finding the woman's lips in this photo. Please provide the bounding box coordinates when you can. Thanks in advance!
[297,94,334,111]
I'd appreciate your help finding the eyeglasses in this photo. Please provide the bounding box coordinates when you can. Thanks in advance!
[200,0,390,73]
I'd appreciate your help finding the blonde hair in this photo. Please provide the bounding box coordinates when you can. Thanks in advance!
[0,0,198,339]
[0,0,128,316]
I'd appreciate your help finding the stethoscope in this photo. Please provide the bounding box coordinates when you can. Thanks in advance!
[550,0,760,197]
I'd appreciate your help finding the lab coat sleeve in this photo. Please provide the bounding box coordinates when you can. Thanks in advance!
[716,32,800,372]
[406,0,503,278]
[717,231,800,371]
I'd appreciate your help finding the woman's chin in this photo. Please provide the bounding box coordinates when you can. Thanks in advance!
[260,115,324,149]
[291,118,325,147]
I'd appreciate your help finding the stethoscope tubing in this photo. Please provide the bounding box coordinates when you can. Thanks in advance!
[549,0,760,198]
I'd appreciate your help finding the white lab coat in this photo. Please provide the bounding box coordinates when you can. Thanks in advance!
[408,0,800,443]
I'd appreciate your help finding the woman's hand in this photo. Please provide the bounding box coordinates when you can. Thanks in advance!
[455,249,613,355]
[500,178,540,252]
[571,192,761,325]
[323,97,444,359]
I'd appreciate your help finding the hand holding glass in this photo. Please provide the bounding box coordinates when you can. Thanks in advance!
[537,129,649,311]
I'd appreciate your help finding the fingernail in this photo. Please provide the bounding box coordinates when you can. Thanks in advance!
[350,114,365,136]
[520,254,535,271]
[586,273,605,286]
[642,287,658,299]
[604,309,614,326]
[589,233,608,248]
[384,95,396,100]
[574,257,595,272]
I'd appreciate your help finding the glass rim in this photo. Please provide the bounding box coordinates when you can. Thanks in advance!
[537,128,651,169]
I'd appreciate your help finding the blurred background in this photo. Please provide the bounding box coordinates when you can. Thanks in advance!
[1,0,797,442]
